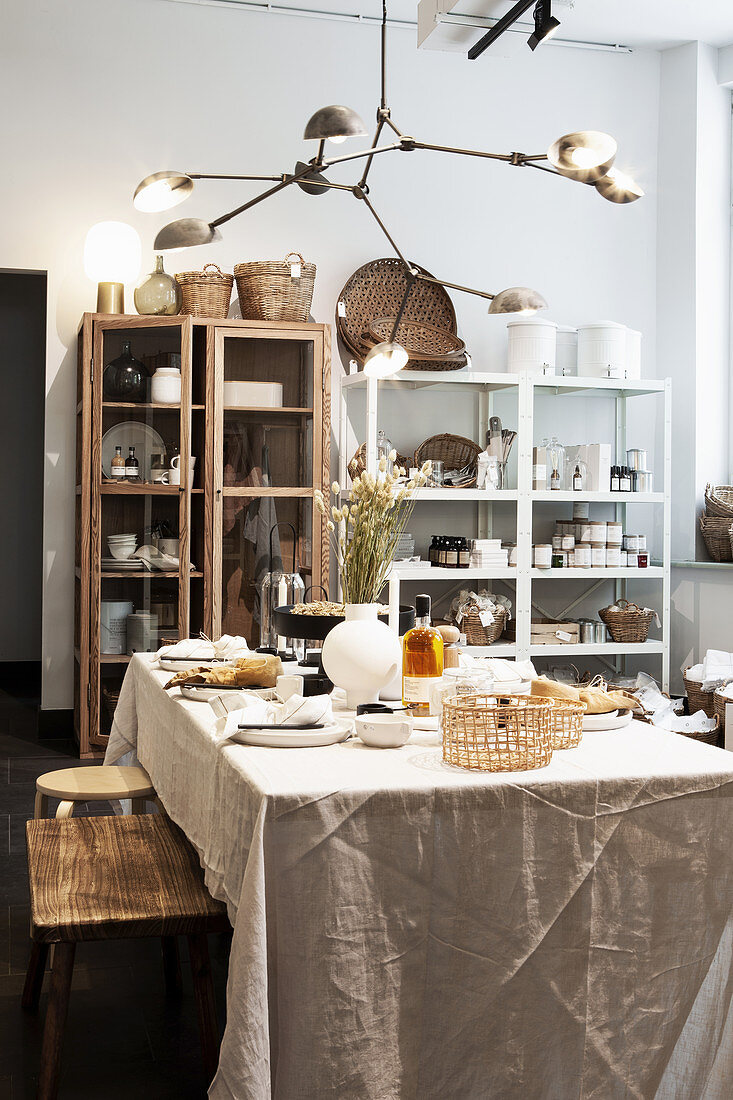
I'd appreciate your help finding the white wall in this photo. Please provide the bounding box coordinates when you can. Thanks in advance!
[2,0,660,709]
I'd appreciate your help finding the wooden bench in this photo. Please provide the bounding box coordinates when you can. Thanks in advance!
[24,813,230,1100]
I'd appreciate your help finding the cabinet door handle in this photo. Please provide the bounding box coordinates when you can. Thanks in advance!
[216,488,222,498]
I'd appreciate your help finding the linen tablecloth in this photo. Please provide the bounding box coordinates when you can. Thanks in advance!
[106,656,733,1100]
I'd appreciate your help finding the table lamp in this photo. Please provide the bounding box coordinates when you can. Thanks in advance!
[84,221,142,313]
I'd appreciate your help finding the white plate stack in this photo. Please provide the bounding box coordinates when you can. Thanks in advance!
[469,539,508,568]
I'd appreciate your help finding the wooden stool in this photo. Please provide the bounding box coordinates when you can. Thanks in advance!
[34,765,156,819]
[23,814,230,1100]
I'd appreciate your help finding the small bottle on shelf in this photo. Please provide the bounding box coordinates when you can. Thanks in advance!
[402,594,444,717]
[620,465,632,492]
[125,446,140,481]
[110,445,126,479]
[572,464,583,491]
[445,538,459,569]
[428,535,440,566]
[610,465,620,492]
[458,537,470,569]
[550,467,561,491]
[437,538,448,567]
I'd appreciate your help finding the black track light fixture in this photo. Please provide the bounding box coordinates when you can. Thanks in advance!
[527,1,561,51]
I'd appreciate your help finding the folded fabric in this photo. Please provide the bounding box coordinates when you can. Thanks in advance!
[701,649,733,691]
[214,693,334,743]
[134,545,183,572]
[155,634,250,664]
[212,634,251,659]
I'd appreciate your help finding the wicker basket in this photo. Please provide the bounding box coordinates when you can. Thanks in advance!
[234,252,315,322]
[176,263,233,318]
[459,605,509,647]
[442,693,554,772]
[700,515,733,562]
[682,668,716,718]
[348,442,411,480]
[546,699,586,750]
[677,715,720,746]
[414,434,482,488]
[363,318,466,366]
[598,599,655,643]
[704,484,733,517]
[102,685,121,723]
[714,688,731,735]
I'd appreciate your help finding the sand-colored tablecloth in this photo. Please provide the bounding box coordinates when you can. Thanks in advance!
[106,655,733,1099]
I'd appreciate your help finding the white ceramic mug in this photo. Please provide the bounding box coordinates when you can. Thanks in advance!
[168,454,196,487]
[354,712,413,748]
[158,538,180,557]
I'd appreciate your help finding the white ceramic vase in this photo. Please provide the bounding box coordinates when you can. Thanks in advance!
[321,603,402,710]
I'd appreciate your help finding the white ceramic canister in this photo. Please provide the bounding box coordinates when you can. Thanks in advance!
[577,321,628,379]
[507,319,558,374]
[625,328,642,380]
[126,611,159,654]
[626,553,638,569]
[101,600,134,654]
[619,550,628,566]
[556,325,578,377]
[561,535,575,551]
[575,543,592,568]
[606,546,621,567]
[534,544,552,569]
[572,500,590,521]
[638,534,647,551]
[150,366,181,405]
[591,546,606,568]
[624,534,639,552]
[552,535,563,550]
[577,522,592,543]
[589,521,607,545]
[606,522,623,546]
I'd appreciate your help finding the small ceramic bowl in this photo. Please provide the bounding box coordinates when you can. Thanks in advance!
[354,712,413,748]
[108,539,137,560]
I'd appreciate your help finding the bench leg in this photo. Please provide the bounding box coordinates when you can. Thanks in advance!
[21,942,49,1012]
[161,935,183,997]
[55,801,75,820]
[187,933,219,1083]
[38,941,75,1100]
[34,792,49,819]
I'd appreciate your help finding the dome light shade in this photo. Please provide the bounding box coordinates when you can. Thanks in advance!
[303,105,367,143]
[547,131,617,183]
[595,168,644,204]
[293,161,331,196]
[133,171,194,212]
[488,287,548,315]
[363,341,409,377]
[154,218,221,251]
[83,221,141,284]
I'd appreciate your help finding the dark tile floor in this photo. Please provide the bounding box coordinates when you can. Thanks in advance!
[0,668,230,1098]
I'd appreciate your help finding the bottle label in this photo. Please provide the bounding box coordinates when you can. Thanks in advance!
[111,466,126,477]
[125,466,138,477]
[403,675,441,704]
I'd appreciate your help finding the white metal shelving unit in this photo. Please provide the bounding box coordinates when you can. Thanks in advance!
[337,368,672,690]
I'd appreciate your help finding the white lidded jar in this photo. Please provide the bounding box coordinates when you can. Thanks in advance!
[150,364,181,405]
[507,319,558,375]
[556,325,578,376]
[577,321,627,379]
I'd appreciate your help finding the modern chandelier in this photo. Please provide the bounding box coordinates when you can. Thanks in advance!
[133,0,643,376]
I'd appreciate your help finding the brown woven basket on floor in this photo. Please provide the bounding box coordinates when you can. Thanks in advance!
[682,668,716,718]
[700,515,733,562]
[442,693,554,772]
[363,318,466,367]
[102,685,121,723]
[546,699,586,751]
[459,605,509,647]
[598,599,655,643]
[414,434,482,488]
[348,442,411,480]
[234,252,315,322]
[704,484,733,517]
[677,715,720,746]
[714,688,731,735]
[176,263,233,318]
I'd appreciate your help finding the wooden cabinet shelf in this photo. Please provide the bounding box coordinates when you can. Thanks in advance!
[103,401,205,410]
[224,406,313,416]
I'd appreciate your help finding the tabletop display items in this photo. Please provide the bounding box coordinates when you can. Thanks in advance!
[259,522,305,661]
[402,594,444,717]
[318,455,430,708]
[134,255,182,316]
[103,340,147,402]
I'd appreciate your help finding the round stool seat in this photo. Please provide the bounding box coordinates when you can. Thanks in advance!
[36,765,155,802]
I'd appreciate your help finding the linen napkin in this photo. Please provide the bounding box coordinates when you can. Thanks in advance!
[213,693,334,744]
[155,634,250,664]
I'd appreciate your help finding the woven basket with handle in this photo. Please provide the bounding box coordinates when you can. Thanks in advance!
[704,484,733,517]
[459,605,508,647]
[700,515,733,562]
[414,434,482,488]
[598,599,655,643]
[234,252,315,322]
[682,668,716,718]
[348,442,410,480]
[176,263,233,318]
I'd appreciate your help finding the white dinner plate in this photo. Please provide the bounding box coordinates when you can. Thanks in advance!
[582,708,633,731]
[179,682,278,701]
[101,421,166,482]
[235,719,352,748]
[161,655,227,673]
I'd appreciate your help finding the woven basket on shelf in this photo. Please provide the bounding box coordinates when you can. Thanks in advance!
[234,252,315,322]
[704,484,733,517]
[363,318,466,367]
[598,599,655,643]
[442,693,554,772]
[714,688,731,735]
[176,263,233,318]
[459,605,508,647]
[546,699,586,751]
[347,442,411,480]
[700,516,733,562]
[682,668,716,718]
[414,434,482,488]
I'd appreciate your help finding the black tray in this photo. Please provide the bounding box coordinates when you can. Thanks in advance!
[272,604,415,641]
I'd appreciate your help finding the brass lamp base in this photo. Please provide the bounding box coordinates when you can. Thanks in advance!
[96,281,124,313]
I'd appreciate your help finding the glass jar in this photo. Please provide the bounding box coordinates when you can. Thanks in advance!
[545,435,565,489]
[134,254,182,316]
[376,429,394,474]
[103,341,147,402]
[430,667,496,720]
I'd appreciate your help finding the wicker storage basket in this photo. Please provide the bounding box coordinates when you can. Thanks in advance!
[414,434,482,488]
[363,318,466,364]
[704,484,733,517]
[677,715,720,746]
[546,699,586,750]
[598,599,655,643]
[714,688,732,735]
[459,605,508,647]
[700,515,733,562]
[102,685,121,724]
[682,668,716,718]
[234,252,315,322]
[176,263,233,318]
[442,693,553,772]
[348,442,410,480]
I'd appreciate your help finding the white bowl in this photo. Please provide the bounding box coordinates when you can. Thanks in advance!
[108,533,137,541]
[108,542,137,560]
[354,712,413,748]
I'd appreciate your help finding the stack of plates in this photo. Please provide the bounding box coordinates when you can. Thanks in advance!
[393,533,415,561]
[102,558,143,572]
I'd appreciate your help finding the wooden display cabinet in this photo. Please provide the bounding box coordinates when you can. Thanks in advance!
[75,314,330,757]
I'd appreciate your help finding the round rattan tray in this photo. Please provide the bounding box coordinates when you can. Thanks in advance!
[363,318,466,363]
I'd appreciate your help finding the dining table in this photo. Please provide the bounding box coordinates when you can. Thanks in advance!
[105,654,733,1100]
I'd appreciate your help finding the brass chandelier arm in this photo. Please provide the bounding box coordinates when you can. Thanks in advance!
[357,118,387,190]
[210,162,320,228]
[187,173,287,182]
[411,140,515,163]
[355,192,415,272]
[414,271,495,302]
[321,141,401,169]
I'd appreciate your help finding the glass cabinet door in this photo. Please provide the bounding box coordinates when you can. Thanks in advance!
[212,325,328,648]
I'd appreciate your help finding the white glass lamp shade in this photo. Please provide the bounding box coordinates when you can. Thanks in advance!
[363,341,409,378]
[133,171,194,212]
[84,222,142,284]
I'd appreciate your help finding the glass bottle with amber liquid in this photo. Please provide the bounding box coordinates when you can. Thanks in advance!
[402,593,443,717]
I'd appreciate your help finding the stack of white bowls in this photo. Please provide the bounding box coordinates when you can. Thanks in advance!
[108,532,138,560]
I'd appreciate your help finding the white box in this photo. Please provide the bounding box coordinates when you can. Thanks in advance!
[223,381,283,408]
[565,444,612,492]
[532,446,548,490]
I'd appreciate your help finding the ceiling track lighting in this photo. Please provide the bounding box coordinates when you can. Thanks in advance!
[134,0,642,368]
[527,0,561,52]
[467,0,559,61]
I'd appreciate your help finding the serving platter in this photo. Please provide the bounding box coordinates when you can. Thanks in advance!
[160,655,232,673]
[582,708,633,731]
[235,719,352,748]
[101,421,166,481]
